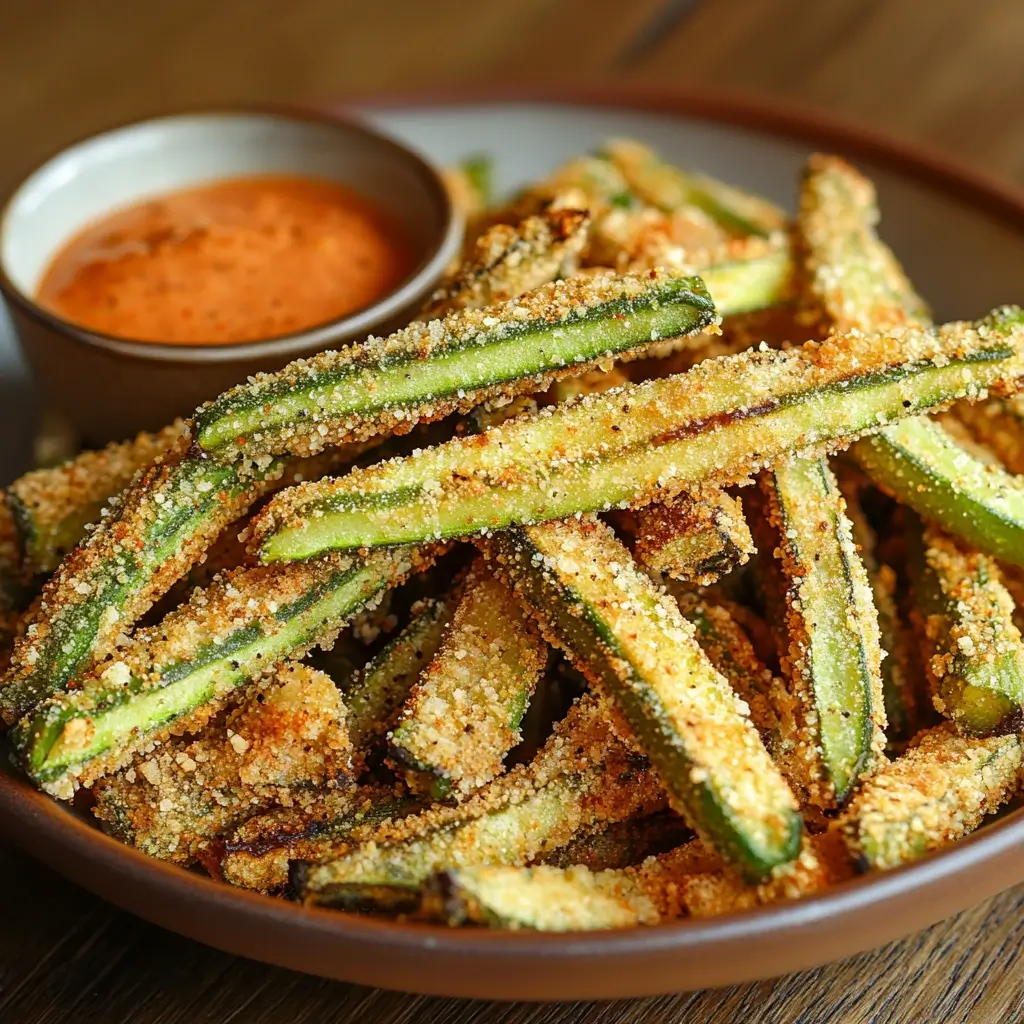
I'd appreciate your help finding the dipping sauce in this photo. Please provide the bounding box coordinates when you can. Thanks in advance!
[35,175,415,344]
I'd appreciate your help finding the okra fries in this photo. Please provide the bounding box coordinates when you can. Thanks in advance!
[3,143,1024,934]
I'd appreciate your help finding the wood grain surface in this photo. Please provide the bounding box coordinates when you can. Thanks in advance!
[3,1,1024,1021]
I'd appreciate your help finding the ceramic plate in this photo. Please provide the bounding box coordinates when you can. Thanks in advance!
[2,87,1024,1001]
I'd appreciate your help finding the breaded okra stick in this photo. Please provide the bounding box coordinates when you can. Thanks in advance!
[422,201,589,320]
[6,420,184,577]
[193,269,718,461]
[838,725,1023,870]
[92,662,352,865]
[751,458,888,809]
[293,695,665,908]
[423,831,849,931]
[799,155,1024,566]
[905,519,1024,736]
[0,436,360,725]
[250,307,1024,561]
[481,517,801,882]
[218,786,421,893]
[634,490,754,585]
[840,477,921,744]
[387,559,547,800]
[602,138,787,240]
[12,544,437,798]
[341,597,452,755]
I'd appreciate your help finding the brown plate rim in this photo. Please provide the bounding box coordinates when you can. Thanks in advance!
[3,82,1024,1001]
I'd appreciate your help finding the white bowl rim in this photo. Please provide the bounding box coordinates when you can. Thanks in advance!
[0,105,462,364]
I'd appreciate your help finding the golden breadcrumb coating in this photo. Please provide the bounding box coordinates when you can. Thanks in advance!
[634,490,754,585]
[0,436,359,726]
[604,138,787,238]
[24,544,436,797]
[678,831,853,918]
[7,421,184,575]
[911,524,1024,735]
[423,203,589,321]
[297,695,665,898]
[93,662,351,864]
[252,311,1024,558]
[482,516,800,875]
[425,830,851,931]
[540,810,693,872]
[751,460,888,810]
[956,395,1024,475]
[217,785,417,892]
[388,559,547,799]
[195,267,716,461]
[798,153,930,335]
[838,725,1022,870]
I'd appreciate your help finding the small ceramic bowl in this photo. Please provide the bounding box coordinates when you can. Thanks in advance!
[0,109,461,447]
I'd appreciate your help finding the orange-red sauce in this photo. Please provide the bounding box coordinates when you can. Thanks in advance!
[36,175,415,345]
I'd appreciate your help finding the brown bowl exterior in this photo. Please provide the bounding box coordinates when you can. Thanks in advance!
[3,85,1024,1000]
[0,107,458,447]
[6,293,434,446]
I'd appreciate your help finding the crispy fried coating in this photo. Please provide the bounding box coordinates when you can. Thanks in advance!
[93,662,351,864]
[482,517,800,880]
[252,309,1024,562]
[540,810,693,872]
[388,559,547,799]
[603,138,787,239]
[677,831,853,918]
[218,785,418,892]
[634,490,754,585]
[672,591,800,785]
[997,559,1024,636]
[910,524,1024,736]
[424,830,851,931]
[838,725,1022,870]
[838,475,922,745]
[798,153,930,334]
[957,395,1024,475]
[295,695,665,900]
[751,460,888,810]
[423,203,589,320]
[6,421,184,576]
[193,268,716,462]
[0,435,359,726]
[424,860,665,930]
[485,155,648,269]
[15,544,436,797]
[341,596,452,755]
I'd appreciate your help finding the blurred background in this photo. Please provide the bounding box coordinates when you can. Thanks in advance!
[3,0,1024,197]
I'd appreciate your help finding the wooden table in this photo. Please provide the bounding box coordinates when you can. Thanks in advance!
[3,1,1024,1021]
